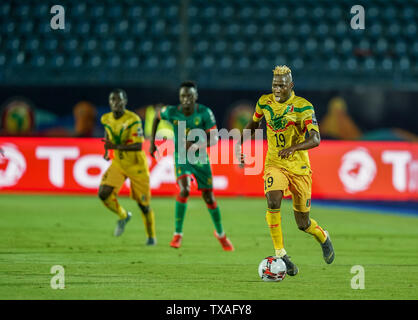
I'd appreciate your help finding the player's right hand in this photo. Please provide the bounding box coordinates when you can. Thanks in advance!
[149,142,157,158]
[103,149,110,161]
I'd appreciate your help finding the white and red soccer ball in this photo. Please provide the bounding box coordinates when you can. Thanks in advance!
[258,256,287,282]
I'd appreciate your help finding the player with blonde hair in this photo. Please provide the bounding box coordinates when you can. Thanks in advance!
[236,66,334,275]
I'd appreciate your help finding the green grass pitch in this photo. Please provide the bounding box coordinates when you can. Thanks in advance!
[0,194,417,300]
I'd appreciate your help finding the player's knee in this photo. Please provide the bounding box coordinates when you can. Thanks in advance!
[202,191,215,204]
[98,189,110,201]
[179,188,190,199]
[298,224,309,231]
[267,199,281,209]
[138,203,149,214]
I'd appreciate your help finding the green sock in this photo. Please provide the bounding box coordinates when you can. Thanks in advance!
[175,197,187,234]
[208,202,223,236]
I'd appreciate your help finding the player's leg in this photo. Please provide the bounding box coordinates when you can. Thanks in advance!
[290,174,335,264]
[170,174,191,248]
[201,189,234,251]
[264,167,298,275]
[98,164,131,236]
[265,190,285,258]
[137,203,157,245]
[98,185,129,220]
[294,210,334,264]
[128,170,157,246]
[98,165,128,220]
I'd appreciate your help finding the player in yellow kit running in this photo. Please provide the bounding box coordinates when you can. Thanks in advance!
[237,66,334,276]
[98,89,156,245]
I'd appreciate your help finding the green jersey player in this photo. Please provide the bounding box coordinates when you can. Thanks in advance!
[150,81,234,251]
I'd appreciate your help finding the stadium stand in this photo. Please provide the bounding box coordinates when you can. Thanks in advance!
[0,0,417,88]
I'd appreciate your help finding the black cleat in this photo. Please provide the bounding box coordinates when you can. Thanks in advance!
[321,231,335,264]
[146,237,157,246]
[281,255,299,276]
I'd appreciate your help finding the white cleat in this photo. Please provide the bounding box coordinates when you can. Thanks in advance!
[114,212,132,237]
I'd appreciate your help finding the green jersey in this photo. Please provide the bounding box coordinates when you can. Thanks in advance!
[159,103,217,165]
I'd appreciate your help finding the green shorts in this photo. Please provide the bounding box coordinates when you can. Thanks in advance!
[175,162,213,190]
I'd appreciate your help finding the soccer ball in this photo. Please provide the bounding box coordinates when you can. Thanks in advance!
[258,256,287,282]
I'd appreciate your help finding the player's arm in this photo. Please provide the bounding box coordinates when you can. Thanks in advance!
[235,103,263,165]
[102,138,142,151]
[149,107,162,158]
[103,131,110,160]
[278,129,320,159]
[278,107,320,159]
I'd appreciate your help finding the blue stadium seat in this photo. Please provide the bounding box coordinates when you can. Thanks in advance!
[30,54,46,68]
[68,55,83,68]
[86,55,102,68]
[75,22,90,36]
[0,0,416,83]
[124,55,139,69]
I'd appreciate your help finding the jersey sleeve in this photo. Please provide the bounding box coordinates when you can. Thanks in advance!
[252,98,265,122]
[158,105,172,122]
[203,107,217,132]
[300,105,319,133]
[101,114,113,141]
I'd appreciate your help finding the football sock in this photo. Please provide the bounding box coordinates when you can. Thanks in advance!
[101,192,127,220]
[304,218,327,244]
[175,195,188,234]
[141,208,156,238]
[207,202,224,236]
[266,208,286,258]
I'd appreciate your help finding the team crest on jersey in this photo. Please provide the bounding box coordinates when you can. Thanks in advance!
[268,104,293,131]
[194,116,201,126]
[173,120,178,125]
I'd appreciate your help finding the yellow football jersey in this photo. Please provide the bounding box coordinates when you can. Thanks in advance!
[253,91,319,175]
[101,110,147,168]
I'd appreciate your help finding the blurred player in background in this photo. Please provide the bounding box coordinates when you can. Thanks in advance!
[149,81,234,251]
[236,66,334,275]
[99,89,156,245]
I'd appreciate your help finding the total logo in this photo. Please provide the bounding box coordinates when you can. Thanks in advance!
[0,144,228,191]
[0,143,27,187]
[339,147,417,193]
[338,148,377,193]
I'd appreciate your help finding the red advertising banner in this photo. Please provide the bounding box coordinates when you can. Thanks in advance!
[0,137,417,201]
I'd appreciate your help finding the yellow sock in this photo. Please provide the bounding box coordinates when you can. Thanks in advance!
[266,208,286,257]
[304,219,327,244]
[141,209,156,238]
[101,192,127,220]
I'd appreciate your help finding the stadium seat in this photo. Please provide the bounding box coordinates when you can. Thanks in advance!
[0,0,416,85]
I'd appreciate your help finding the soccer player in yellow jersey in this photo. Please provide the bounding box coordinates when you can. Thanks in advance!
[98,89,156,245]
[237,66,335,276]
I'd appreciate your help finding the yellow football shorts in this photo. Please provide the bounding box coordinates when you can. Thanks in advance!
[263,166,312,213]
[100,161,151,206]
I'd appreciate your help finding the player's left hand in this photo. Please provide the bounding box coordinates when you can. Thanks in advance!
[278,146,297,159]
[101,138,117,150]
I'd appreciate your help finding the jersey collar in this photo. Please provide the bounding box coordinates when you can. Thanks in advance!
[273,91,295,105]
[178,103,198,116]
